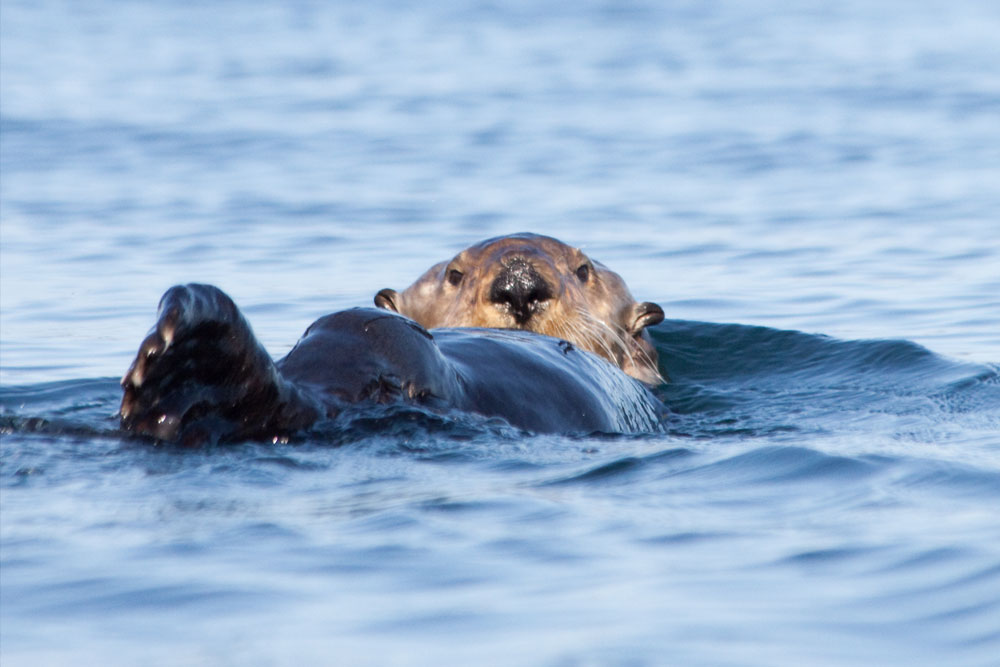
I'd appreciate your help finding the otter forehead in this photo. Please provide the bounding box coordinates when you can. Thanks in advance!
[469,232,565,250]
[456,233,582,267]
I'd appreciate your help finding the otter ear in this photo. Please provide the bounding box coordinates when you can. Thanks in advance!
[374,288,400,312]
[629,301,664,335]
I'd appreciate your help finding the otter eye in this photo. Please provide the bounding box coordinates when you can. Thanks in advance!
[576,264,590,283]
[447,269,464,286]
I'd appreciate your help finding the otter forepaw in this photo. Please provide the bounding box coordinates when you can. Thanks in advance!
[120,284,279,445]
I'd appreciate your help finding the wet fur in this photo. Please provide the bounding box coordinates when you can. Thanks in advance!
[120,284,664,444]
[376,233,666,384]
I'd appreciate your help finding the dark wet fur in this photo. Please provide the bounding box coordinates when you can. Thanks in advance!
[117,284,665,444]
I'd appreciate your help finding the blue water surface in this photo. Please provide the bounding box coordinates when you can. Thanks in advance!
[2,1,1000,665]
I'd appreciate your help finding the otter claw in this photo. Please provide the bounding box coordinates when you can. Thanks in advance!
[160,322,175,348]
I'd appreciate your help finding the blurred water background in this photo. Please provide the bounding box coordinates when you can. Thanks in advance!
[2,1,999,665]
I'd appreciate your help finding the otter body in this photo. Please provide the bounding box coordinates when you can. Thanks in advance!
[120,236,667,444]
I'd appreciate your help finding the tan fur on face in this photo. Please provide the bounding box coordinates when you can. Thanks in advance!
[375,233,666,385]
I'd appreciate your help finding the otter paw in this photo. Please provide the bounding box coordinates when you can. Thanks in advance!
[120,284,267,444]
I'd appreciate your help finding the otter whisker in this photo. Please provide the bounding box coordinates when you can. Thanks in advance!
[573,314,617,364]
[570,306,663,384]
[604,314,665,385]
[572,307,623,367]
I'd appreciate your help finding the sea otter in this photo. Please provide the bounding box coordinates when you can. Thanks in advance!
[120,236,667,444]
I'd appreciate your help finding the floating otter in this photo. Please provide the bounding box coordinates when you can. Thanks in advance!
[120,236,667,445]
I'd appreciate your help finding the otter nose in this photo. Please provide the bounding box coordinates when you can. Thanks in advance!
[489,257,553,325]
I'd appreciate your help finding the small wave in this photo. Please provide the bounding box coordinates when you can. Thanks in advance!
[672,445,881,489]
[650,321,1000,441]
[543,447,694,486]
[651,319,991,389]
[890,457,1000,500]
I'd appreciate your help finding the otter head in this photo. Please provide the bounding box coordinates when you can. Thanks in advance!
[375,233,666,385]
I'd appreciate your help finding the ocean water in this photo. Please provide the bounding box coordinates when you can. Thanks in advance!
[2,0,1000,665]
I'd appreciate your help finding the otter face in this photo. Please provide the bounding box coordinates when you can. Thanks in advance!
[375,233,666,385]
